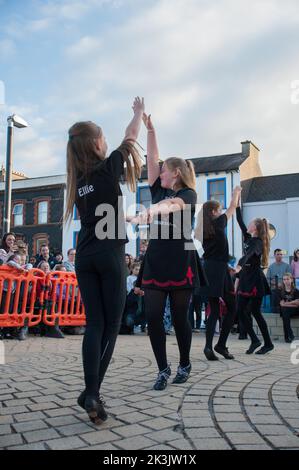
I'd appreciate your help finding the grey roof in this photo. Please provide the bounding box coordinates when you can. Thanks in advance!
[242,173,299,203]
[140,152,247,179]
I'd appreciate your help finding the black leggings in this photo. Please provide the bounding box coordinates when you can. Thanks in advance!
[205,293,236,349]
[236,295,272,347]
[75,245,126,397]
[281,306,298,339]
[144,289,193,371]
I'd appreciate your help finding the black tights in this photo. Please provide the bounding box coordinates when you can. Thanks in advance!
[236,295,272,347]
[144,289,193,371]
[75,245,126,397]
[205,293,236,349]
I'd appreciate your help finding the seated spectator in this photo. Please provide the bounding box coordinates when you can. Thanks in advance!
[19,252,33,270]
[291,249,299,286]
[279,273,299,343]
[34,244,56,270]
[267,249,291,313]
[0,252,28,341]
[35,261,64,339]
[29,256,37,266]
[127,263,140,293]
[136,240,148,262]
[0,232,17,263]
[125,253,132,276]
[120,288,139,334]
[63,248,76,272]
[54,252,63,265]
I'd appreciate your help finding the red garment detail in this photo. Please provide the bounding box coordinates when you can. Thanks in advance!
[186,266,194,286]
[238,286,258,297]
[142,278,188,287]
[206,298,227,318]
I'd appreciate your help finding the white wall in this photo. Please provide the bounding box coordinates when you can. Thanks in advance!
[243,198,299,264]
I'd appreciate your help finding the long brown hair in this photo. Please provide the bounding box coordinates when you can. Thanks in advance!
[164,157,196,191]
[194,200,221,242]
[254,218,270,268]
[281,273,295,295]
[64,121,143,225]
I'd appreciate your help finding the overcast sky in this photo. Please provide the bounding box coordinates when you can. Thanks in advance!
[0,0,299,178]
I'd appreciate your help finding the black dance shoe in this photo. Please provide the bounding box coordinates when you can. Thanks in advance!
[172,364,192,384]
[44,325,64,339]
[204,347,219,361]
[255,344,274,355]
[285,335,295,343]
[246,341,261,354]
[153,365,171,391]
[214,344,234,360]
[82,394,108,424]
[17,327,28,341]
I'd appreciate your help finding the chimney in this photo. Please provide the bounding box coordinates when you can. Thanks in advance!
[240,140,262,181]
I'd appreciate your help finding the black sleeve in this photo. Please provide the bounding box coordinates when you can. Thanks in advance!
[294,289,299,300]
[176,188,197,206]
[150,176,163,200]
[103,150,124,179]
[236,206,251,241]
[238,238,263,267]
[214,213,227,230]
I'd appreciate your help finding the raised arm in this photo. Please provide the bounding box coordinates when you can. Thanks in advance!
[142,113,160,186]
[236,198,250,240]
[225,186,242,221]
[123,97,144,142]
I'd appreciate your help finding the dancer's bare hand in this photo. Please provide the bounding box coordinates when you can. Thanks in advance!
[134,287,144,296]
[142,113,154,131]
[132,97,145,115]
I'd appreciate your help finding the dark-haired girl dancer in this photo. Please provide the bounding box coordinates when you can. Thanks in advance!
[235,200,274,354]
[64,97,144,423]
[133,114,207,390]
[195,187,241,361]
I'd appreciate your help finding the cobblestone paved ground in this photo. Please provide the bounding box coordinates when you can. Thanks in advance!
[0,332,299,450]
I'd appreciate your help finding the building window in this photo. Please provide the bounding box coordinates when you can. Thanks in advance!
[38,201,48,224]
[33,233,49,256]
[12,203,24,226]
[207,178,226,208]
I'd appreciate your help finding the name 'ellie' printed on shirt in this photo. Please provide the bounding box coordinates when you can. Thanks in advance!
[78,184,94,197]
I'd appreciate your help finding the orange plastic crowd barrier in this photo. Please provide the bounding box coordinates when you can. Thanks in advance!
[43,271,86,327]
[0,267,86,328]
[0,266,45,327]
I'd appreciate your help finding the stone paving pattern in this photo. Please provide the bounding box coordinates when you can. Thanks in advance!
[0,332,299,450]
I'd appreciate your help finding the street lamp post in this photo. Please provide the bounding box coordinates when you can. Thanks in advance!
[2,114,28,236]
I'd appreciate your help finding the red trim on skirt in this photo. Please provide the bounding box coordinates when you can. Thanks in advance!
[142,266,194,288]
[238,286,258,297]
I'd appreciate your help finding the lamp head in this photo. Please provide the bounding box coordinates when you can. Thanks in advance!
[8,114,28,128]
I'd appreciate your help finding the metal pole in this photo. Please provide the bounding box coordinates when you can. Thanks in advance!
[3,118,14,236]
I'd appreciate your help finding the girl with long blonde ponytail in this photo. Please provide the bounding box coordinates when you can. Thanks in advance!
[132,114,207,390]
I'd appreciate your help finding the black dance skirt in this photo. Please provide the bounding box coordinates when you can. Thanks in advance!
[237,265,271,298]
[136,239,208,291]
[199,259,235,298]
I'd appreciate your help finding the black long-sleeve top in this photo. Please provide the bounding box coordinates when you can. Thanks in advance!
[236,207,263,268]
